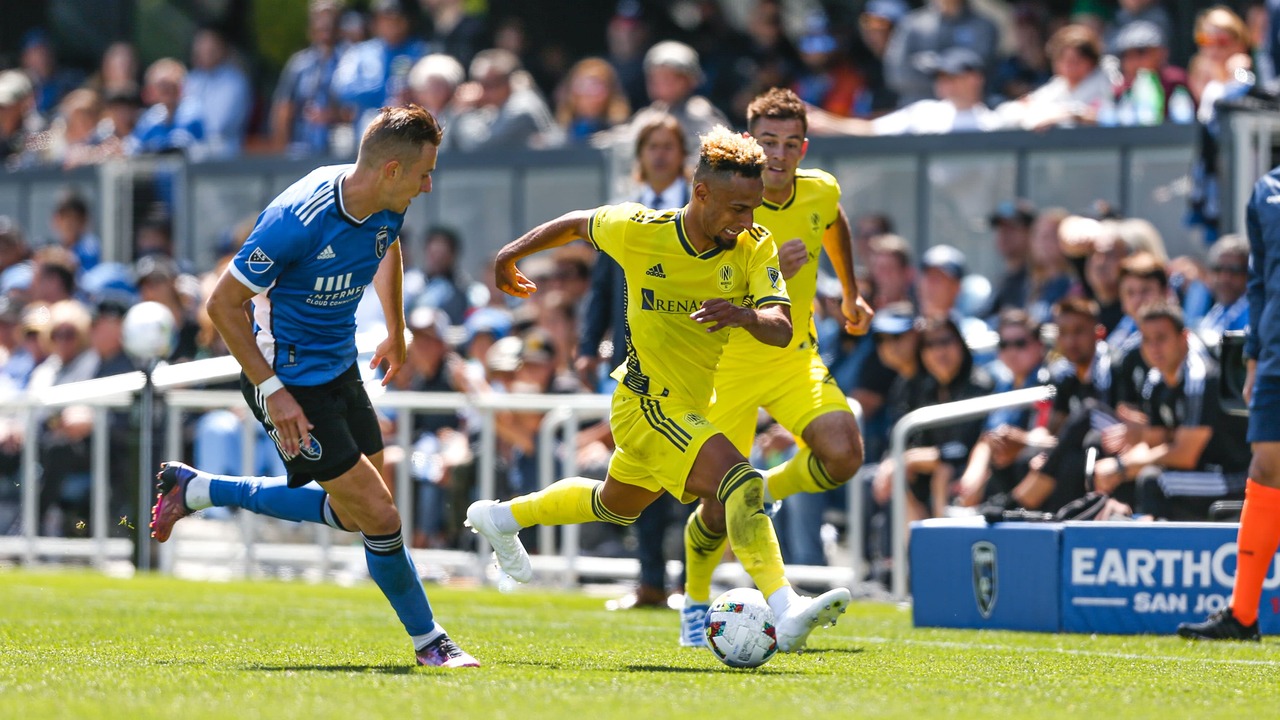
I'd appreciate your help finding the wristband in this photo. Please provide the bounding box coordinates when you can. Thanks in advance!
[257,375,285,398]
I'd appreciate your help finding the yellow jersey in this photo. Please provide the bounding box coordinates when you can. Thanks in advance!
[586,202,790,407]
[719,168,841,368]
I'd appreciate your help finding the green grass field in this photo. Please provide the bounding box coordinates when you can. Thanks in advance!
[0,570,1274,720]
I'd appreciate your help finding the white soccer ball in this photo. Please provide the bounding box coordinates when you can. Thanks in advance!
[705,588,778,668]
[122,301,176,363]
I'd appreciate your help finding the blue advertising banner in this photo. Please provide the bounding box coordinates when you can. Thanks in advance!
[911,518,1061,632]
[1060,522,1280,635]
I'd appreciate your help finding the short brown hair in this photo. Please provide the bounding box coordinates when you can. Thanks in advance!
[997,308,1042,342]
[358,104,443,167]
[870,233,913,267]
[746,87,808,135]
[692,126,766,184]
[1118,251,1168,290]
[632,113,687,181]
[1053,297,1100,324]
[1137,302,1185,333]
[1046,24,1102,66]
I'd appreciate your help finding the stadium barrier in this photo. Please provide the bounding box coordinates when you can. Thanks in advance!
[0,351,867,592]
[887,385,1057,600]
[911,517,1280,634]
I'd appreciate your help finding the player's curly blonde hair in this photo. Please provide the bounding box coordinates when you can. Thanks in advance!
[694,125,766,183]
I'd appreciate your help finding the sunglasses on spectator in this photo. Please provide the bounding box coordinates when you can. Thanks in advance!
[50,327,78,342]
[922,335,959,349]
[998,336,1034,350]
[1212,263,1248,274]
[1196,31,1238,48]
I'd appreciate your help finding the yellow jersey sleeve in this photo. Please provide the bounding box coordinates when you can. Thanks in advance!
[745,224,789,309]
[586,203,637,263]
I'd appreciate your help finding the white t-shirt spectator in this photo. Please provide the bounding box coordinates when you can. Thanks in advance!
[872,99,1004,134]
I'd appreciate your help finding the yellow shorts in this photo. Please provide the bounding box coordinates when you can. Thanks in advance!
[607,388,720,503]
[708,346,852,456]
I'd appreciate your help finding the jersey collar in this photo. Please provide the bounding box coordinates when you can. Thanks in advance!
[675,210,724,260]
[761,180,796,211]
[334,173,373,227]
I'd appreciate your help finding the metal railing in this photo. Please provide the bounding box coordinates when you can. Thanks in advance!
[887,385,1057,600]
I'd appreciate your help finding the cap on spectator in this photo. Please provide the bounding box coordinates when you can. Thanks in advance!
[988,199,1037,228]
[408,306,450,338]
[1111,20,1165,53]
[486,335,523,373]
[864,0,908,23]
[798,12,838,55]
[0,263,33,294]
[920,244,967,280]
[0,70,33,107]
[615,0,643,20]
[134,255,178,284]
[93,296,130,321]
[520,329,555,365]
[466,306,513,343]
[922,47,985,76]
[870,302,916,336]
[815,272,842,299]
[371,0,409,15]
[80,262,138,303]
[21,28,50,53]
[644,41,703,84]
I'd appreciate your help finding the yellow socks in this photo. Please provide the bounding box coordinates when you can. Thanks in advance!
[509,477,639,528]
[719,462,789,598]
[683,507,728,603]
[764,447,841,501]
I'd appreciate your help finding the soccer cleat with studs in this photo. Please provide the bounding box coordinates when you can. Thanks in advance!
[1177,607,1260,641]
[679,599,710,648]
[775,588,851,653]
[415,634,481,667]
[150,462,198,543]
[464,500,533,583]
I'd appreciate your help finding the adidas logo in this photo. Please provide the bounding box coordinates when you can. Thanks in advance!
[317,245,336,260]
[645,263,666,278]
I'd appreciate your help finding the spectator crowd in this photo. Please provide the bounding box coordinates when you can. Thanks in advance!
[0,0,1274,171]
[0,1,1265,592]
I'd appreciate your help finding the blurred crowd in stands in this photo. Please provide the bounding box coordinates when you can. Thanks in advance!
[0,1,1266,587]
[0,0,1275,170]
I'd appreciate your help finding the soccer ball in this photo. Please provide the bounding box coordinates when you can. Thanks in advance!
[705,588,778,668]
[122,301,176,363]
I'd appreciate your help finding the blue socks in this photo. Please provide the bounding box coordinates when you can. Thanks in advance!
[208,475,349,531]
[363,529,437,638]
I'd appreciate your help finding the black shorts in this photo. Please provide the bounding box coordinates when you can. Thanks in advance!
[241,364,383,487]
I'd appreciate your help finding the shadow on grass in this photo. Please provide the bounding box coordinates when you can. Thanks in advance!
[626,664,803,675]
[798,647,866,655]
[246,664,416,675]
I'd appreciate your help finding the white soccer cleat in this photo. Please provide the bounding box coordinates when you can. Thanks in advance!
[679,598,710,648]
[775,587,851,653]
[464,500,533,583]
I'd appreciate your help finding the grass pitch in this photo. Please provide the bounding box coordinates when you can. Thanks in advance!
[1,570,1274,720]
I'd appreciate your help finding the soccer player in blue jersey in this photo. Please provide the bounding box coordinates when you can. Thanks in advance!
[149,105,479,668]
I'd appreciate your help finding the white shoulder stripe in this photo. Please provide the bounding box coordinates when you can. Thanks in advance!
[300,192,334,226]
[228,263,269,294]
[299,183,333,216]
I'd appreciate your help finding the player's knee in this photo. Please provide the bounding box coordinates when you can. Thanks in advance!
[358,502,402,536]
[699,499,727,534]
[816,436,863,485]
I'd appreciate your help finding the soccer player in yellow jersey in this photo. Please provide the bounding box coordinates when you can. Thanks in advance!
[466,126,851,653]
[681,89,874,647]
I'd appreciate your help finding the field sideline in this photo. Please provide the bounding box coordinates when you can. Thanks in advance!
[0,570,1273,719]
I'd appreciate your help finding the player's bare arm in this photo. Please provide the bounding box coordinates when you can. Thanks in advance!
[495,209,595,298]
[822,205,873,335]
[207,269,313,457]
[691,299,792,347]
[371,238,407,386]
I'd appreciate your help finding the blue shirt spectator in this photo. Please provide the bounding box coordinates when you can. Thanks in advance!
[184,29,252,159]
[128,58,204,156]
[272,1,344,155]
[333,0,428,135]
